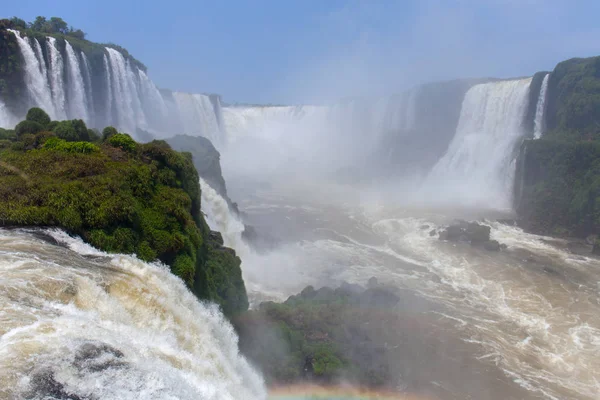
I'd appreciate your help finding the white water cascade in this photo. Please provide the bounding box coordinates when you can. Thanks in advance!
[533,73,550,139]
[426,78,532,210]
[199,177,250,256]
[105,48,138,133]
[0,228,265,399]
[8,30,56,118]
[46,37,67,120]
[80,51,95,126]
[0,99,16,128]
[172,93,225,147]
[65,41,89,121]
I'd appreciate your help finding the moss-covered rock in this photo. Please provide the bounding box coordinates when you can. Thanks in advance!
[234,283,399,387]
[516,138,600,238]
[545,56,600,139]
[0,110,248,316]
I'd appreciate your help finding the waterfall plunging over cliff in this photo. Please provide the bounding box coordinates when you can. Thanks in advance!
[533,73,550,139]
[65,41,89,122]
[425,78,532,209]
[2,31,226,146]
[47,37,67,120]
[9,30,56,119]
[0,229,265,399]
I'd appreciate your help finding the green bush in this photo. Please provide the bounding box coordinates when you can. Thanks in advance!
[15,120,44,138]
[52,119,90,142]
[102,126,118,141]
[43,137,99,154]
[25,107,51,127]
[108,133,136,152]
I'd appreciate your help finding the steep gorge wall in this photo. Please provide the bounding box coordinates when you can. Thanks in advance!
[516,56,600,241]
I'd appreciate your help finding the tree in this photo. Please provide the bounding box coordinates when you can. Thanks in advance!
[48,17,68,34]
[68,29,86,40]
[30,16,47,32]
[9,17,27,30]
[26,107,51,127]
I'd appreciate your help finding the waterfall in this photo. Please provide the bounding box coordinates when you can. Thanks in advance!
[64,42,89,121]
[32,38,46,76]
[533,74,550,139]
[105,48,136,133]
[103,53,113,127]
[426,78,532,209]
[46,37,67,120]
[80,51,95,126]
[0,99,16,128]
[0,228,265,399]
[173,93,225,147]
[137,69,169,132]
[9,30,56,118]
[199,177,251,256]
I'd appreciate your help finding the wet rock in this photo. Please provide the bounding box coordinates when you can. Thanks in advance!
[594,239,600,255]
[338,281,364,295]
[586,234,598,245]
[483,240,501,251]
[208,230,224,246]
[28,370,86,400]
[360,287,400,308]
[74,342,127,373]
[429,229,437,237]
[497,219,516,226]
[420,224,430,230]
[367,277,379,288]
[438,221,491,245]
[500,243,508,250]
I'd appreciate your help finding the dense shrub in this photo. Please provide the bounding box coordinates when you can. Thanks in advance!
[52,119,89,142]
[101,126,118,141]
[25,107,51,127]
[108,133,136,152]
[15,120,44,138]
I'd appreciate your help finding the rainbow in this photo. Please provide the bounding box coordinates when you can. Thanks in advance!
[268,384,434,400]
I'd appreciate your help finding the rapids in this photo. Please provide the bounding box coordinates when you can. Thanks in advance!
[0,229,265,400]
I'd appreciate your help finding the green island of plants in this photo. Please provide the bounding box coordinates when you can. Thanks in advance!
[0,107,248,316]
[234,283,398,387]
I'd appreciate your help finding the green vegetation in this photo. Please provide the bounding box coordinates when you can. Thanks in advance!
[0,15,146,108]
[234,284,397,387]
[0,108,248,316]
[516,56,600,242]
[545,56,600,139]
[517,138,600,238]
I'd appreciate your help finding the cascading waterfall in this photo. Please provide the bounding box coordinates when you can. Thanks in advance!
[80,51,95,126]
[105,48,138,133]
[46,37,67,120]
[137,69,169,132]
[8,30,56,118]
[0,99,15,128]
[64,41,89,121]
[426,78,532,209]
[0,228,265,400]
[533,73,550,139]
[173,93,225,146]
[103,53,114,126]
[199,177,251,256]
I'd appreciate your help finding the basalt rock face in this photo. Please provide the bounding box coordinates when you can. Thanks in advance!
[165,134,237,211]
[515,56,600,243]
[438,221,502,251]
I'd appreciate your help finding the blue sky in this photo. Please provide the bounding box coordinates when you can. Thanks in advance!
[4,0,600,104]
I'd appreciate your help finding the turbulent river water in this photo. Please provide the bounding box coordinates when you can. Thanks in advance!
[218,178,600,400]
[0,229,265,400]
